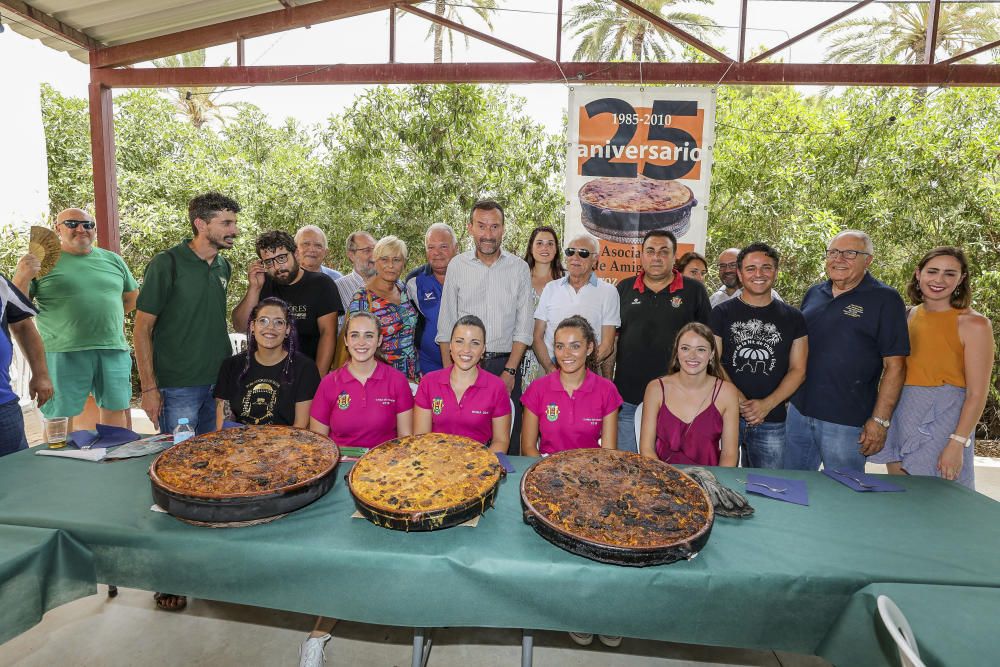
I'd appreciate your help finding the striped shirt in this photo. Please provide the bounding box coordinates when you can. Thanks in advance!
[435,250,533,353]
[334,271,366,309]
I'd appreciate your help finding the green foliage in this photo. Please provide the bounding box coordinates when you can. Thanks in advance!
[708,85,1000,434]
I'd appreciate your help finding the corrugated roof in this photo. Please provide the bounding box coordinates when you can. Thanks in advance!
[2,1,306,63]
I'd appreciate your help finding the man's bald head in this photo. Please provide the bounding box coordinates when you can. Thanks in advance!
[54,208,96,255]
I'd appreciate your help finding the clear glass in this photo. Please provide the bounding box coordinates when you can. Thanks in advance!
[44,417,69,449]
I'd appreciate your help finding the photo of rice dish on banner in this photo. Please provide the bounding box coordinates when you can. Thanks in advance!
[579,176,697,245]
[565,86,717,284]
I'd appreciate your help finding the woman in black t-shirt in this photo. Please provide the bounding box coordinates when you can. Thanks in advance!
[214,298,320,428]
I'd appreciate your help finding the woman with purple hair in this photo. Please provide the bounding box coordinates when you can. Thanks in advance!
[213,297,320,428]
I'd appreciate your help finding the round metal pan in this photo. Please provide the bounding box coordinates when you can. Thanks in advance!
[346,433,505,532]
[149,426,340,523]
[520,450,713,567]
[349,476,502,531]
[580,182,696,245]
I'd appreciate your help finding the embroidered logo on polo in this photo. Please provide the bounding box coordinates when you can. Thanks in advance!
[423,291,437,301]
[432,397,444,415]
[337,391,351,410]
[671,296,683,308]
[843,304,864,318]
[630,297,642,305]
[219,277,228,290]
[729,319,781,375]
[545,404,560,422]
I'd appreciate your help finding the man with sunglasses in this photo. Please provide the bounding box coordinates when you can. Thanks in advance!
[785,230,909,472]
[232,231,343,377]
[532,233,619,376]
[13,208,138,431]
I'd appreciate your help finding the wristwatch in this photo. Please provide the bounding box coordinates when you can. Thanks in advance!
[949,433,972,448]
[502,367,517,376]
[871,416,891,429]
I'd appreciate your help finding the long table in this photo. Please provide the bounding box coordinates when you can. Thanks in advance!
[0,449,998,662]
[0,524,95,644]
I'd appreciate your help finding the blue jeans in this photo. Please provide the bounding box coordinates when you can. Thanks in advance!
[739,419,785,469]
[783,403,865,471]
[617,402,639,454]
[0,399,28,457]
[160,385,216,436]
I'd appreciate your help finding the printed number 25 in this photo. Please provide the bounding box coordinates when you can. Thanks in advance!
[581,99,699,180]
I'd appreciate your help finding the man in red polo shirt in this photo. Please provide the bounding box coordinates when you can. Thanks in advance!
[614,230,712,453]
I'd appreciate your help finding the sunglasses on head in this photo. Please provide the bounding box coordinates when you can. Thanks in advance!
[61,220,96,230]
[564,248,592,259]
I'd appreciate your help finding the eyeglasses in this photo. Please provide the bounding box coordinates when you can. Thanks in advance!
[254,317,287,329]
[564,248,592,259]
[825,249,871,261]
[60,220,96,230]
[350,246,374,254]
[718,262,738,270]
[262,252,290,268]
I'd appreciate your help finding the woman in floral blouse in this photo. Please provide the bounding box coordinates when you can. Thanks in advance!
[348,235,419,382]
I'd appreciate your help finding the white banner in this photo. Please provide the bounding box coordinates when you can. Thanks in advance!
[564,86,717,283]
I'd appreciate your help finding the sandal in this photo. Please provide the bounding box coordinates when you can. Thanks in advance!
[153,592,187,611]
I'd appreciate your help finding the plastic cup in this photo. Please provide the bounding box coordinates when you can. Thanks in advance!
[44,417,69,449]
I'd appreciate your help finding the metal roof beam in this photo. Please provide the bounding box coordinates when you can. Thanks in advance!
[611,0,732,63]
[89,62,1000,88]
[0,0,101,50]
[397,3,547,63]
[90,0,420,69]
[924,0,942,64]
[938,38,1000,66]
[748,0,875,64]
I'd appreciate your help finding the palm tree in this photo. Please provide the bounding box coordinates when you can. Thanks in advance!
[565,0,720,62]
[823,3,1000,64]
[403,0,499,63]
[153,50,234,128]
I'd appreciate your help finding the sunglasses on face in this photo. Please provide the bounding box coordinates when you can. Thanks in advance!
[262,253,290,268]
[564,248,592,259]
[61,220,96,230]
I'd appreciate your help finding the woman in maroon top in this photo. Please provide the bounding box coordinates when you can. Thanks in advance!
[639,322,739,466]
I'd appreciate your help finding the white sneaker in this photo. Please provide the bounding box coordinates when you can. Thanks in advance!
[598,635,622,648]
[299,633,332,667]
[568,632,594,646]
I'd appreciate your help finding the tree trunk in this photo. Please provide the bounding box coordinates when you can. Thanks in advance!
[434,0,445,64]
[632,26,646,61]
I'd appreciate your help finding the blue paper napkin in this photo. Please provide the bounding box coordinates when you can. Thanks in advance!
[495,452,515,473]
[221,420,246,429]
[745,473,809,505]
[823,468,905,492]
[68,424,140,450]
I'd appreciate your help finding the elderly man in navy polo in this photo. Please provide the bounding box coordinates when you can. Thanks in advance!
[405,223,458,374]
[784,230,909,471]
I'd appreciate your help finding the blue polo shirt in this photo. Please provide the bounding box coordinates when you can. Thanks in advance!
[791,272,909,427]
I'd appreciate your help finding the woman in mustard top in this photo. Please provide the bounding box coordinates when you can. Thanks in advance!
[871,247,994,489]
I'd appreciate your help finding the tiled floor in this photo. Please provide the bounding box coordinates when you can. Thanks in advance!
[0,587,829,667]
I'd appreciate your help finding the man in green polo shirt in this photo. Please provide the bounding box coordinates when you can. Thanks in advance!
[12,208,138,431]
[135,192,241,438]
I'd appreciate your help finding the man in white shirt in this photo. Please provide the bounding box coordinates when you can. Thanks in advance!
[532,233,620,375]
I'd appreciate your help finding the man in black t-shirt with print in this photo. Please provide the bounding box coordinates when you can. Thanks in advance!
[710,242,807,468]
[232,231,343,377]
[614,230,712,454]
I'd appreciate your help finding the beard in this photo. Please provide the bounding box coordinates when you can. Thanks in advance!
[272,262,299,285]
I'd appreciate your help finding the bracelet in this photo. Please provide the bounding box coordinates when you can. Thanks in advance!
[141,387,159,394]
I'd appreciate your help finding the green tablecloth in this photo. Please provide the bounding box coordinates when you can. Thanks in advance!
[817,583,1000,667]
[0,450,998,657]
[0,524,96,644]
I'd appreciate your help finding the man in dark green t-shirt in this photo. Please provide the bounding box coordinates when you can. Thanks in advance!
[135,192,241,439]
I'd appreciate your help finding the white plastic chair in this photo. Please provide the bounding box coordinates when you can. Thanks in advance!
[877,595,926,667]
[633,403,643,445]
[229,333,248,355]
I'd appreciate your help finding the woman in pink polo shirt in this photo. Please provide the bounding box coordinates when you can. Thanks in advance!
[309,311,413,449]
[520,315,622,456]
[414,315,511,452]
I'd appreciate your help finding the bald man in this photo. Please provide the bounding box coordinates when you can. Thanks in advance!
[13,208,138,430]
